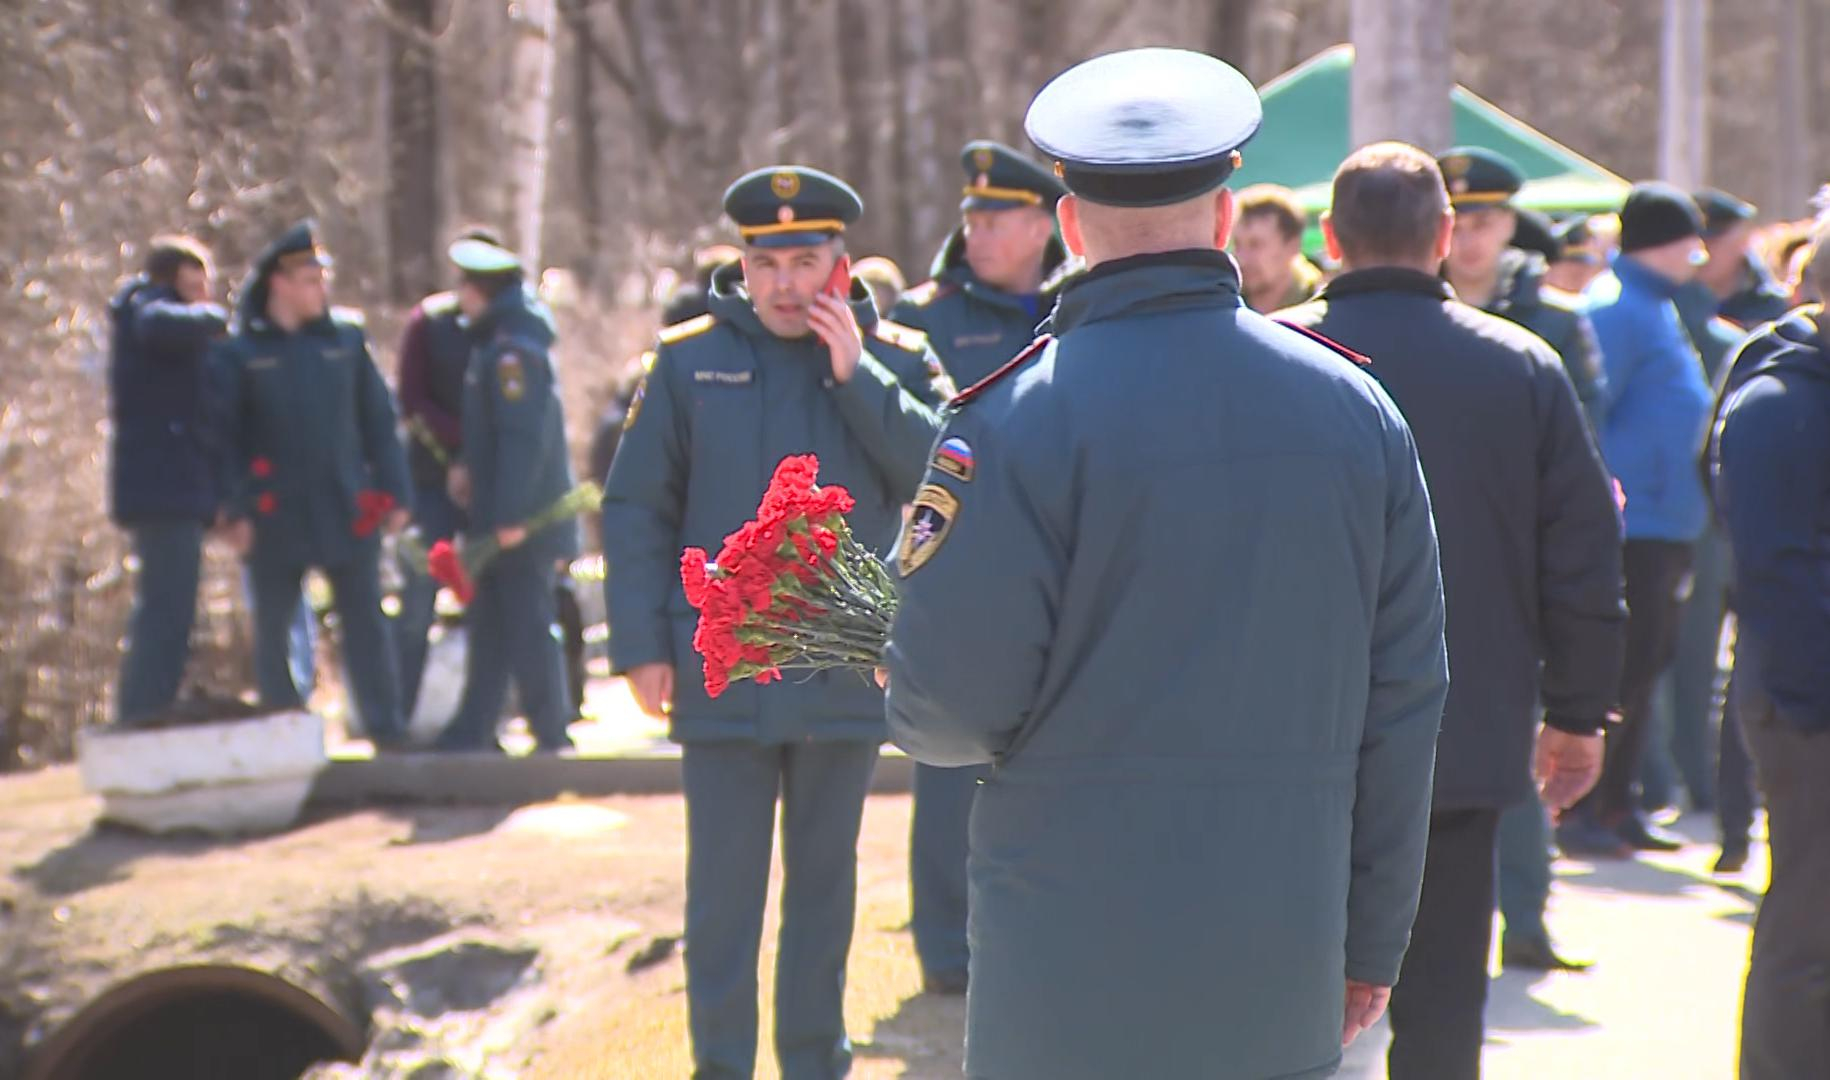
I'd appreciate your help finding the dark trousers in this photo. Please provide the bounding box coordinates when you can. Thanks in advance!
[117,520,204,724]
[437,546,571,751]
[250,551,402,742]
[1388,808,1501,1080]
[910,762,987,980]
[681,740,879,1080]
[1665,531,1729,808]
[1578,539,1694,824]
[554,572,587,722]
[243,565,316,698]
[1495,797,1551,947]
[394,483,464,718]
[1738,679,1830,1080]
[1718,667,1757,849]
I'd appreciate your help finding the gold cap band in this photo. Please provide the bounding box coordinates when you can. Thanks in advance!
[275,246,327,271]
[962,184,1044,206]
[1450,191,1516,207]
[737,219,848,240]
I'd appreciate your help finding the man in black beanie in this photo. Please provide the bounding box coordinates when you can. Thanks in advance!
[1560,183,1717,858]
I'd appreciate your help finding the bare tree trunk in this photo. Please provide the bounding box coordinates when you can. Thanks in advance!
[748,0,788,159]
[1206,0,1259,81]
[897,0,946,267]
[505,0,557,271]
[1349,0,1453,151]
[1770,0,1812,214]
[837,0,875,191]
[383,0,441,303]
[1658,0,1708,189]
[561,0,603,286]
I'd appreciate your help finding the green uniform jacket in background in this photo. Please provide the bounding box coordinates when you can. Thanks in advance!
[214,299,410,570]
[460,284,581,566]
[884,249,1449,1080]
[1483,248,1610,430]
[603,267,949,745]
[892,228,1067,387]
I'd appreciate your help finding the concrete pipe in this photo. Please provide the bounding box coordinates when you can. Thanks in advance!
[25,964,365,1080]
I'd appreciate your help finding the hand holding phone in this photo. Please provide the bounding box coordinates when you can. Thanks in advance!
[809,255,862,384]
[823,254,852,299]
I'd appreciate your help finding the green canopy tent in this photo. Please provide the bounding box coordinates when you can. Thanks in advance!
[1230,45,1630,255]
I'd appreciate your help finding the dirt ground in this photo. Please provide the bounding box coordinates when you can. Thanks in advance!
[0,764,965,1079]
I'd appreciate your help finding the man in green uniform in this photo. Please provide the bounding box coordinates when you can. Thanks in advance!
[214,221,412,744]
[886,50,1449,1080]
[1695,188,1792,329]
[1233,183,1325,312]
[892,141,1068,388]
[1435,147,1609,428]
[891,139,1066,996]
[602,166,948,1079]
[434,236,581,753]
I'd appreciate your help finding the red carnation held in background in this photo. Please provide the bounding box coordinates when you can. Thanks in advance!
[680,455,897,698]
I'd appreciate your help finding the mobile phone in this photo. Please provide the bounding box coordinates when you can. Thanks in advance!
[823,255,852,300]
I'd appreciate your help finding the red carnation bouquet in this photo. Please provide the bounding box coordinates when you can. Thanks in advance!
[680,455,896,697]
[398,482,603,605]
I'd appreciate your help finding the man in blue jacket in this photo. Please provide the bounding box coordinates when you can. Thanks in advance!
[888,53,1449,1080]
[214,221,413,745]
[1560,184,1717,857]
[109,236,229,724]
[1710,226,1830,1080]
[602,166,947,1080]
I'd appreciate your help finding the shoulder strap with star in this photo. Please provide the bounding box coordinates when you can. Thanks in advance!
[900,280,960,308]
[657,313,716,346]
[948,334,1053,409]
[872,318,930,353]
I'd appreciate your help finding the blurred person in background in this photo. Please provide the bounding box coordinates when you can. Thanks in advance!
[392,227,501,722]
[1694,188,1791,329]
[214,221,412,746]
[1233,183,1323,313]
[1559,184,1715,859]
[894,140,1067,388]
[433,235,580,754]
[109,235,229,725]
[852,255,906,316]
[1544,215,1608,296]
[1437,148,1608,427]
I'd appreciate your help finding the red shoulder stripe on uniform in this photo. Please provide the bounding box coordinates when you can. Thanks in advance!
[1275,320,1371,367]
[947,334,1054,408]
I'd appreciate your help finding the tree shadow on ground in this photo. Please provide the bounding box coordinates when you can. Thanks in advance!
[855,990,966,1079]
[1485,971,1602,1034]
[9,803,388,898]
[12,821,263,898]
[1560,855,1714,899]
[380,804,517,847]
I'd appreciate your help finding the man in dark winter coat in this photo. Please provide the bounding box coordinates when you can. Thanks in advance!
[1710,226,1830,1080]
[1282,143,1626,1079]
[214,221,413,744]
[109,236,228,723]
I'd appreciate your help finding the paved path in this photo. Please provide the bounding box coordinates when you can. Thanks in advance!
[1336,812,1758,1079]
